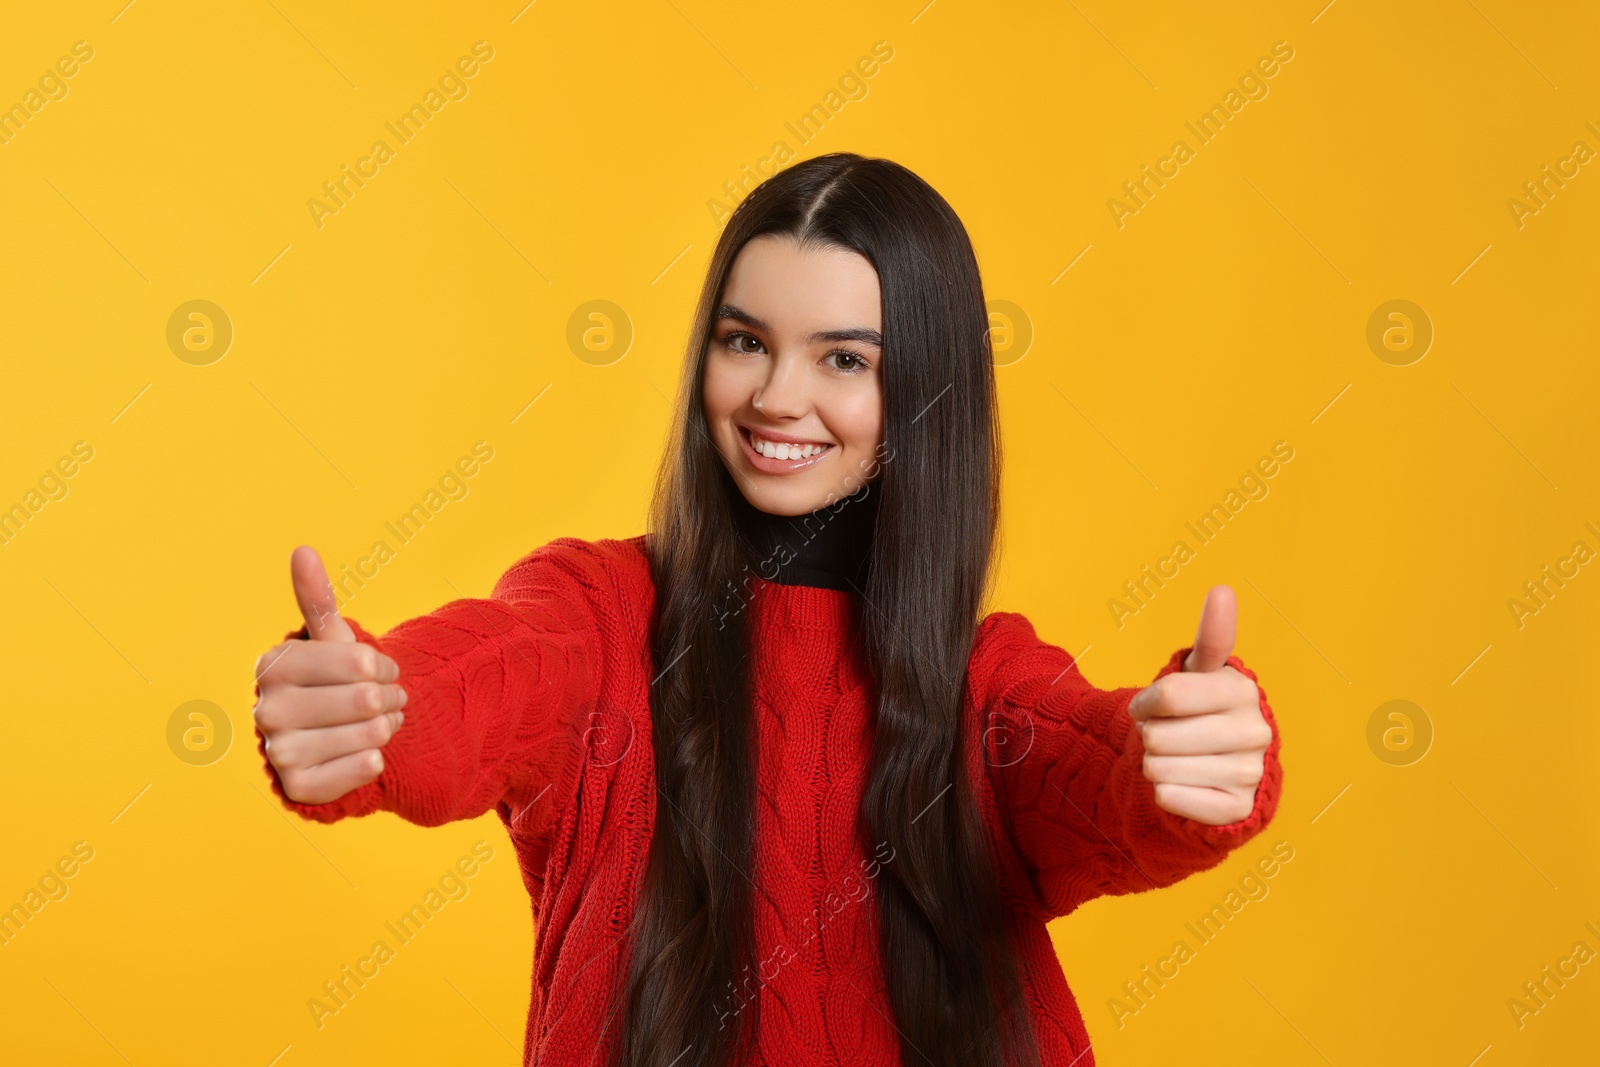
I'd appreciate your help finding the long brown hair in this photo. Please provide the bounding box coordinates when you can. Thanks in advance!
[608,152,1039,1067]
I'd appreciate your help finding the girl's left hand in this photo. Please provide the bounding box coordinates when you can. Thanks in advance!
[1126,585,1271,826]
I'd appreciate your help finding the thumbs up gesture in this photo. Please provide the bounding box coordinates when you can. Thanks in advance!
[1127,586,1271,826]
[252,546,408,804]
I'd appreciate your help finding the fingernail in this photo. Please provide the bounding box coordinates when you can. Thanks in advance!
[390,711,404,730]
[397,688,409,707]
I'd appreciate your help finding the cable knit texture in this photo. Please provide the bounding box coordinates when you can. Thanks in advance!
[254,534,1284,1066]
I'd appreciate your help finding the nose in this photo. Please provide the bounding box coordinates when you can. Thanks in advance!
[752,354,808,419]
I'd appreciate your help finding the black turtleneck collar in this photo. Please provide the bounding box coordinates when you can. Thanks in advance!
[729,482,879,593]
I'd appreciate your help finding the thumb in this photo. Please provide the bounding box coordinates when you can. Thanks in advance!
[290,545,355,642]
[1182,584,1236,672]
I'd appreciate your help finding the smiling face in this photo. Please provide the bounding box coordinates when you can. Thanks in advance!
[703,234,886,517]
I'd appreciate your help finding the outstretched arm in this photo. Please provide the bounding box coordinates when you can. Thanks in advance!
[973,589,1283,920]
[252,540,611,844]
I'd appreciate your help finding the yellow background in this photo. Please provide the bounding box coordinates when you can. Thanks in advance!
[2,0,1596,1063]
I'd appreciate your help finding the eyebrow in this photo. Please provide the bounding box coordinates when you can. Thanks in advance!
[714,304,883,347]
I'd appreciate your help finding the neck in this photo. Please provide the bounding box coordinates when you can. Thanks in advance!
[730,484,879,592]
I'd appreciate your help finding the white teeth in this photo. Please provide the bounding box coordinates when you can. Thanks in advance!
[750,432,828,461]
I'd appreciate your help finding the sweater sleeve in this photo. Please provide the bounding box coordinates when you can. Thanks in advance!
[252,539,610,836]
[971,611,1283,920]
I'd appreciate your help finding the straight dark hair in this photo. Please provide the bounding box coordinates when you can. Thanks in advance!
[607,152,1039,1067]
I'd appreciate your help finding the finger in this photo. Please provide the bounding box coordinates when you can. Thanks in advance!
[1141,751,1264,791]
[266,713,404,773]
[256,640,399,688]
[1128,670,1255,720]
[1183,585,1237,673]
[291,545,355,643]
[1150,782,1253,826]
[1137,708,1271,755]
[254,680,408,733]
[278,747,387,806]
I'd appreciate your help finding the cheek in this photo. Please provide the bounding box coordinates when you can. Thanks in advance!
[701,366,745,455]
[701,364,737,420]
[836,391,883,451]
[702,352,757,404]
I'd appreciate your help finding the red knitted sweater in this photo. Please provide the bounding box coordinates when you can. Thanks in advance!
[255,535,1284,1066]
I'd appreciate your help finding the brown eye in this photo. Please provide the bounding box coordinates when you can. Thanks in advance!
[723,331,763,354]
[827,349,870,373]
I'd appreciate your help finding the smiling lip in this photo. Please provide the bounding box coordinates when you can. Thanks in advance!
[737,425,835,475]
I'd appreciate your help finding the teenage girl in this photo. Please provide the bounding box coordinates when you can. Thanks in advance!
[252,152,1283,1067]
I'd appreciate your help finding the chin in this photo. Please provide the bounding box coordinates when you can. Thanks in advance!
[744,484,824,516]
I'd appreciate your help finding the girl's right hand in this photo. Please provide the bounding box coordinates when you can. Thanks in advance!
[253,546,408,805]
